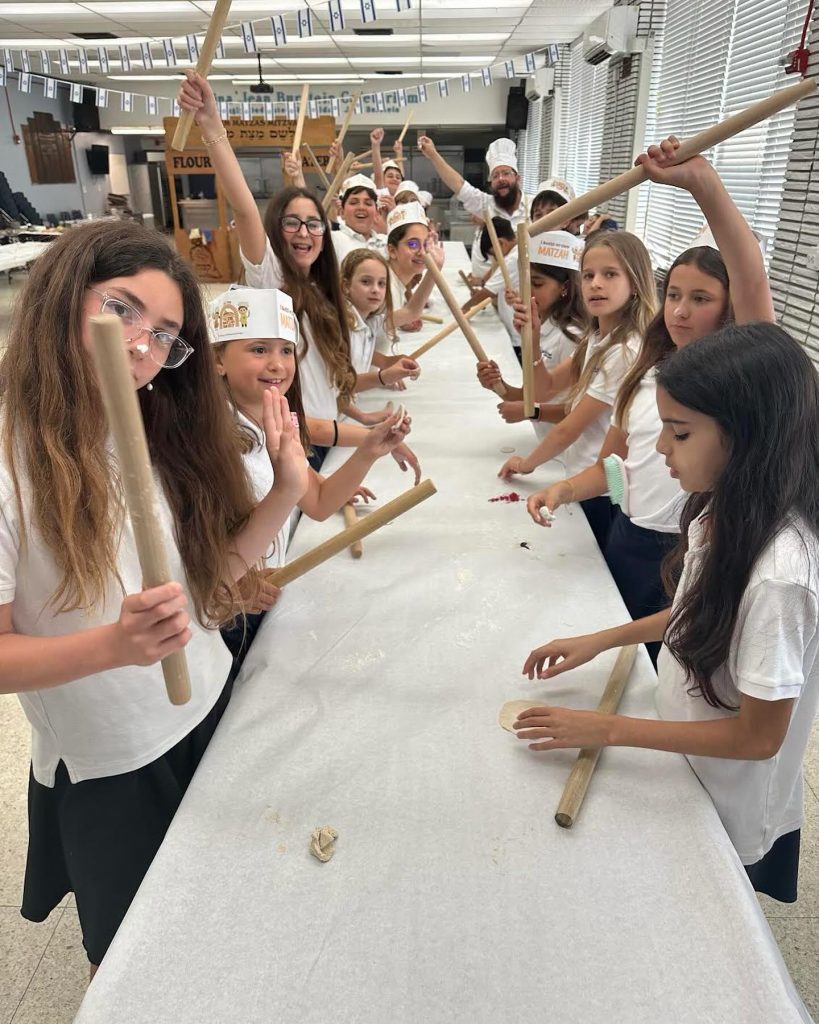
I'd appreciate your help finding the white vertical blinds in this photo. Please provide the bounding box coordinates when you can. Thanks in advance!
[518,97,543,196]
[636,0,804,267]
[556,41,609,196]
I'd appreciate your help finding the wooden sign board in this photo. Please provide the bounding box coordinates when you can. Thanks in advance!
[163,115,336,150]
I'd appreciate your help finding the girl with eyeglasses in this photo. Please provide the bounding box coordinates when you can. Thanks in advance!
[178,72,420,479]
[385,202,445,334]
[0,220,308,974]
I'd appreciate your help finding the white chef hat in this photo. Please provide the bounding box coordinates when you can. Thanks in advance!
[386,200,428,235]
[684,222,765,257]
[486,137,518,175]
[382,159,404,177]
[209,286,298,345]
[535,177,576,204]
[394,179,421,201]
[528,229,584,272]
[341,173,378,197]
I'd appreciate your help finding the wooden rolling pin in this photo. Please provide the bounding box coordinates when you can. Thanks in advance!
[327,92,360,174]
[408,297,492,360]
[172,0,233,152]
[397,108,414,143]
[458,269,476,292]
[263,480,436,587]
[322,152,356,213]
[516,223,535,419]
[554,644,637,829]
[303,142,331,189]
[484,210,514,292]
[291,84,310,158]
[420,314,444,324]
[89,315,192,706]
[528,78,816,237]
[342,503,363,559]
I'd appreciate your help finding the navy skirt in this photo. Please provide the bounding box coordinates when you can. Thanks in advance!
[745,829,801,903]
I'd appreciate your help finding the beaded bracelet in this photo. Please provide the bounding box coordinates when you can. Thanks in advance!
[203,131,228,147]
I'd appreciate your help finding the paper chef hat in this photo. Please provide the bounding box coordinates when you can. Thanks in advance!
[342,173,378,196]
[486,137,518,174]
[528,230,584,272]
[394,179,421,200]
[209,286,298,345]
[386,201,428,235]
[535,177,576,204]
[382,159,404,177]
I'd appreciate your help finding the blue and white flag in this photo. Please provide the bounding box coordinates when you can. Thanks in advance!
[308,98,317,117]
[376,92,386,113]
[19,71,31,93]
[71,82,82,103]
[354,95,363,114]
[219,100,229,119]
[98,47,110,73]
[417,83,427,103]
[270,15,287,46]
[395,0,411,9]
[264,99,273,120]
[360,0,377,23]
[148,94,158,116]
[504,59,515,79]
[549,44,559,64]
[437,79,448,98]
[173,98,180,116]
[3,49,13,73]
[242,100,251,120]
[327,0,345,31]
[78,48,89,74]
[241,22,257,53]
[461,74,471,93]
[122,91,133,112]
[162,39,175,65]
[398,87,407,107]
[97,88,108,108]
[481,66,492,87]
[287,99,297,119]
[331,96,340,117]
[45,76,56,99]
[0,67,5,87]
[524,51,536,73]
[297,8,314,37]
[119,45,131,71]
[140,42,153,69]
[59,48,70,74]
[20,50,30,73]
[186,34,200,62]
[39,50,50,73]
[215,38,225,59]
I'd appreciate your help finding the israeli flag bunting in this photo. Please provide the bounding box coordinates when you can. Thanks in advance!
[242,100,251,120]
[437,79,448,98]
[58,48,69,74]
[327,0,345,32]
[264,99,273,120]
[504,59,515,79]
[19,71,31,93]
[297,9,314,37]
[0,67,5,87]
[97,88,108,108]
[3,49,13,73]
[376,92,386,113]
[331,97,340,117]
[308,98,317,117]
[287,99,297,119]
[270,15,287,46]
[40,50,50,73]
[241,22,257,53]
[122,91,133,112]
[215,38,225,59]
[161,39,175,66]
[549,44,559,63]
[354,96,363,114]
[360,0,377,23]
[119,45,131,72]
[186,34,199,62]
[78,49,89,74]
[71,82,82,103]
[418,84,427,103]
[481,66,492,87]
[461,74,471,93]
[140,42,153,69]
[99,47,110,73]
[398,88,407,107]
[524,51,536,73]
[148,94,157,116]
[20,50,30,73]
[219,100,228,119]
[45,77,56,98]
[173,99,180,116]
[395,0,411,9]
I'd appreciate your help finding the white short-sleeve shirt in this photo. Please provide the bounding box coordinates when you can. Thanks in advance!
[347,306,389,374]
[656,515,819,863]
[532,320,580,442]
[0,450,232,786]
[241,241,338,421]
[334,222,387,259]
[235,410,290,569]
[564,330,640,478]
[455,182,529,278]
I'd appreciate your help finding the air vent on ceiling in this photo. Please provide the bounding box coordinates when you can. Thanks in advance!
[353,27,393,35]
[375,70,402,75]
[72,31,120,40]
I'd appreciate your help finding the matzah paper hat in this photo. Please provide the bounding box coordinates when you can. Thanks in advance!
[209,286,298,345]
[528,229,584,271]
[342,173,378,196]
[386,200,428,234]
[535,177,576,204]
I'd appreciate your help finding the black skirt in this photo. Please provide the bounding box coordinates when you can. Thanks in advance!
[21,675,233,966]
[745,828,801,903]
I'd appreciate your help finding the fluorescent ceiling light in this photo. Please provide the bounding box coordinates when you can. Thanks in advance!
[108,73,234,81]
[83,2,197,11]
[231,75,365,83]
[110,126,166,134]
[0,3,78,12]
[215,56,495,67]
[0,38,72,46]
[223,32,508,47]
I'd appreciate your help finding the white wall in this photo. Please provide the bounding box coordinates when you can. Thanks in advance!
[71,129,128,217]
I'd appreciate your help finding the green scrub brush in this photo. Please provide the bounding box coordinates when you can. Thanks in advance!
[603,454,630,516]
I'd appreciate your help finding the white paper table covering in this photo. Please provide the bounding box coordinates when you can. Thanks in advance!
[74,243,813,1024]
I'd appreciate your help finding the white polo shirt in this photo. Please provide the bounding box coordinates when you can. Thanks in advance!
[564,330,640,478]
[241,241,338,421]
[347,306,390,374]
[333,222,387,260]
[656,514,819,864]
[533,320,581,442]
[0,448,232,786]
[235,411,290,569]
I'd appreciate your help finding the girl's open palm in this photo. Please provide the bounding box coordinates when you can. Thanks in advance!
[263,388,309,501]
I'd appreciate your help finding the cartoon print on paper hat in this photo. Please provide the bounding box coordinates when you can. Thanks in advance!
[528,230,585,272]
[386,200,428,235]
[342,173,378,196]
[209,286,298,345]
[486,137,518,174]
[535,177,576,204]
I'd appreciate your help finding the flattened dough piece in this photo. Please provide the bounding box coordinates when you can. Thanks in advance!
[310,826,338,862]
[499,700,540,733]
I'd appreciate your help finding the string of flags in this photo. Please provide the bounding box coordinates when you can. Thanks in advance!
[0,41,562,120]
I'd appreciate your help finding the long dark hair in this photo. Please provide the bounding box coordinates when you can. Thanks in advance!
[658,323,819,708]
[262,186,356,403]
[615,246,729,428]
[531,263,586,344]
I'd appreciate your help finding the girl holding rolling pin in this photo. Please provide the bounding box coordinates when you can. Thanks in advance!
[516,323,819,903]
[0,221,308,971]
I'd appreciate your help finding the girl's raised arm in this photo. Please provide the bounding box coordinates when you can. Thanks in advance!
[178,70,267,266]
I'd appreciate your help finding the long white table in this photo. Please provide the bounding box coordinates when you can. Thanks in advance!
[75,244,813,1024]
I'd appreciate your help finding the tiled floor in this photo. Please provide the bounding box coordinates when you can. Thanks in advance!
[0,272,818,1020]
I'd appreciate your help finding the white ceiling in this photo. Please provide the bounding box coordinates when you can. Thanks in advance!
[0,0,614,85]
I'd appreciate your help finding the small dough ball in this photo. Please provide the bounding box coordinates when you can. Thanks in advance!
[310,826,338,863]
[499,700,539,733]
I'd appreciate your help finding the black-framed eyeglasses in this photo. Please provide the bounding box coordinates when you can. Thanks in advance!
[91,289,193,369]
[280,215,326,236]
